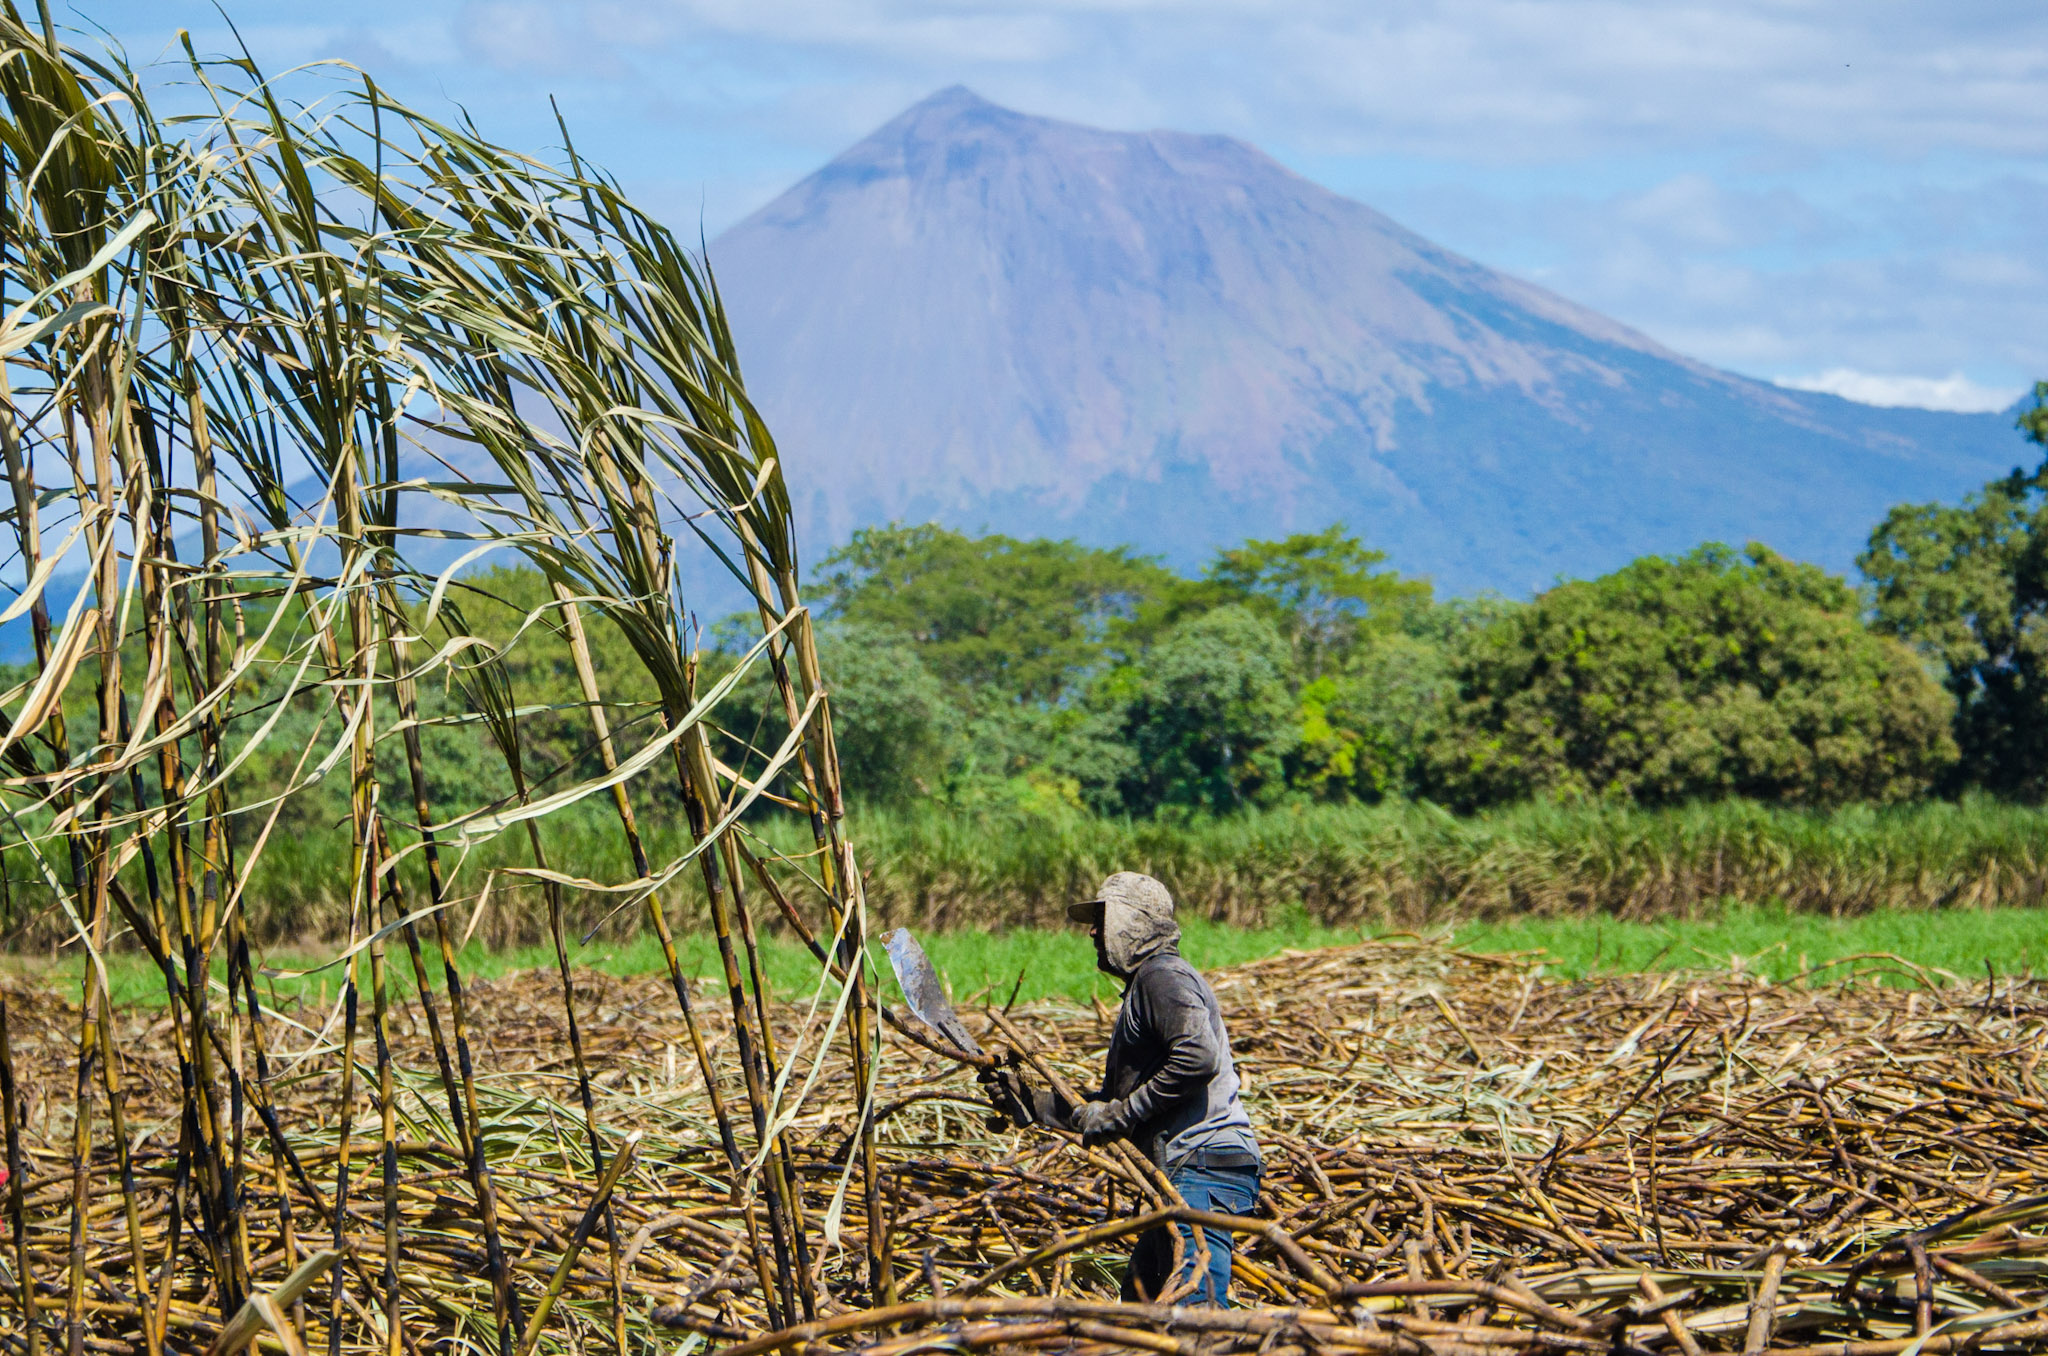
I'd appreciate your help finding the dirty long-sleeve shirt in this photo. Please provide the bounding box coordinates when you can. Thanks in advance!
[1098,947,1261,1170]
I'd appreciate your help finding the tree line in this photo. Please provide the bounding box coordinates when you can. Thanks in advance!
[726,382,2048,817]
[132,383,2048,838]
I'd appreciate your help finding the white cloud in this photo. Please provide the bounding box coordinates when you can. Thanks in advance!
[456,2,627,77]
[1356,170,2048,392]
[97,1,2048,162]
[1773,369,2026,414]
[81,0,2048,401]
[582,0,2048,161]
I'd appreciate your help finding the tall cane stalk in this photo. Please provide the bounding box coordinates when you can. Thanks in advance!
[0,10,886,1350]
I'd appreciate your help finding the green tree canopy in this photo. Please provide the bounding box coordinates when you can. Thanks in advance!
[1116,605,1299,813]
[812,523,1174,705]
[2020,380,2048,448]
[1290,635,1454,802]
[1861,383,2048,796]
[1201,524,1430,678]
[1284,595,1514,803]
[723,621,961,805]
[1425,543,1956,809]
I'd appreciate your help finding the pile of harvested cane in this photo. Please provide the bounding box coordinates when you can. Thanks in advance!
[6,936,2048,1354]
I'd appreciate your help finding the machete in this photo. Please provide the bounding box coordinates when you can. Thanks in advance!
[882,927,1031,1131]
[880,927,986,1059]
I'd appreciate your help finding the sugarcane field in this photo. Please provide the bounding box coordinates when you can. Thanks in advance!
[9,934,2048,1356]
[6,4,2048,1356]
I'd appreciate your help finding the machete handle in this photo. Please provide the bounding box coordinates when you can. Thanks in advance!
[881,1002,996,1068]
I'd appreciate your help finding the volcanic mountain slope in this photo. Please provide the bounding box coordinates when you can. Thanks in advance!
[711,87,2018,596]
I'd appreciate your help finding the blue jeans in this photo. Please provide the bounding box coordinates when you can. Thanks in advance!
[1122,1161,1261,1307]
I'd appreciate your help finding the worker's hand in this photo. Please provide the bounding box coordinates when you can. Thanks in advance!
[1070,1098,1126,1146]
[978,1066,1040,1128]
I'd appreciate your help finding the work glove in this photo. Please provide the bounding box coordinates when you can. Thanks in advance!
[1070,1098,1127,1146]
[977,1065,1030,1125]
[978,1065,1065,1130]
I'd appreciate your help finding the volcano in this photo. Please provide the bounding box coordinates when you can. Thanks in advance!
[710,87,2018,595]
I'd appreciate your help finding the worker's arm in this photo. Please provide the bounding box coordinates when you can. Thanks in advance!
[1076,965,1218,1138]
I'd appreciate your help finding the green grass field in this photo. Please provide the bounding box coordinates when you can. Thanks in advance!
[898,902,2045,1001]
[11,900,2041,1012]
[20,795,2048,951]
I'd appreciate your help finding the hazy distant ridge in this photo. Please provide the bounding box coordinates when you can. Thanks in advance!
[712,87,2015,594]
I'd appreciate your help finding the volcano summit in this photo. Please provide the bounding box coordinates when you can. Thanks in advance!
[712,88,2016,594]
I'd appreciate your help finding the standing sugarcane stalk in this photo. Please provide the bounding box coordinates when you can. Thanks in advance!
[146,342,240,1328]
[328,949,362,1356]
[89,976,160,1356]
[0,998,39,1356]
[429,581,635,1342]
[0,107,55,1352]
[0,12,893,1349]
[544,883,634,1356]
[743,548,894,1306]
[670,721,804,1330]
[381,619,524,1355]
[94,407,166,1356]
[689,723,818,1318]
[541,428,815,1326]
[59,144,134,1351]
[715,825,818,1313]
[368,888,404,1356]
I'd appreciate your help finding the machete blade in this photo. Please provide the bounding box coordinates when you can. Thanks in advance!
[880,927,983,1057]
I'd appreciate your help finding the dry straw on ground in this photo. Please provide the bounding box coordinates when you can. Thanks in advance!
[6,938,2048,1354]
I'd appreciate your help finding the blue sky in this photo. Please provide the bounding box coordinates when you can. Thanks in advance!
[76,0,2048,412]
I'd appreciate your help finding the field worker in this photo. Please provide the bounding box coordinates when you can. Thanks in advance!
[982,872,1263,1306]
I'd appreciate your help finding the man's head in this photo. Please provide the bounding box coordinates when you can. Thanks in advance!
[1066,871,1179,978]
